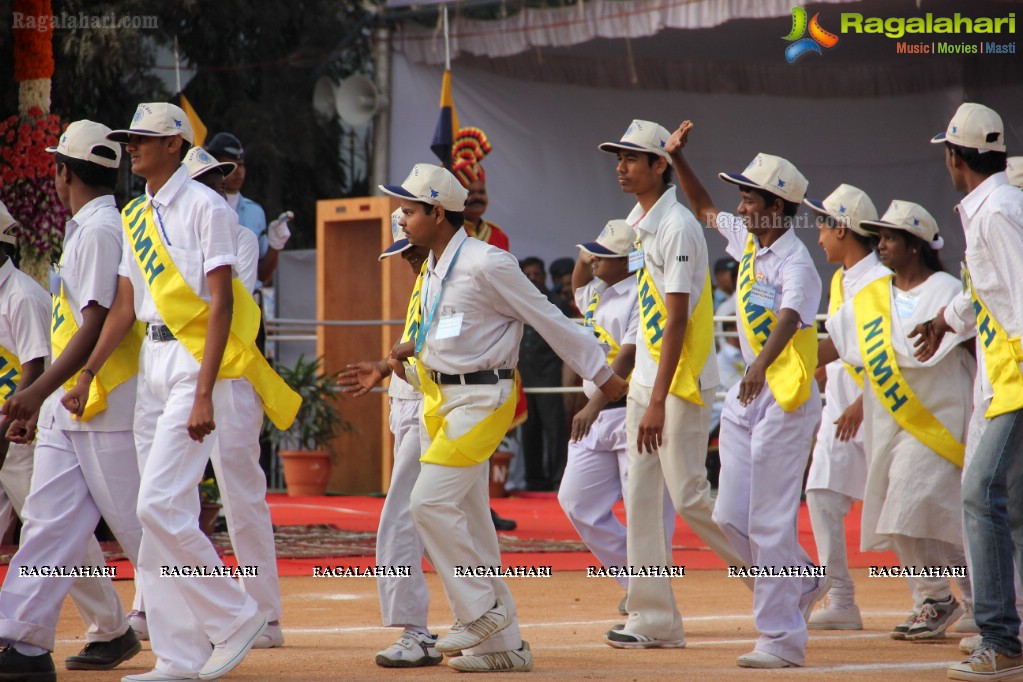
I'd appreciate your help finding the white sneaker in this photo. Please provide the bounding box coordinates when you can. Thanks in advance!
[808,602,863,630]
[603,628,686,649]
[127,611,149,641]
[959,634,982,655]
[251,622,284,649]
[447,640,532,672]
[375,631,442,668]
[198,614,266,680]
[953,602,980,633]
[121,671,197,681]
[799,575,832,622]
[737,650,799,668]
[436,600,512,653]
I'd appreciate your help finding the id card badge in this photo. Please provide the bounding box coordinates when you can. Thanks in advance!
[49,267,62,296]
[628,248,644,273]
[749,282,777,311]
[894,292,917,318]
[435,313,464,339]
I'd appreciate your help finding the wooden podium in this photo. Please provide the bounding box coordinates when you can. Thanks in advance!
[316,196,417,494]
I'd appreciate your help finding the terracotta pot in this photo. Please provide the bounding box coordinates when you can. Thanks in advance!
[280,449,332,496]
[199,502,222,537]
[489,450,513,499]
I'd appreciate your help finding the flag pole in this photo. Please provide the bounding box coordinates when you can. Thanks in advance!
[443,4,450,72]
[174,35,182,94]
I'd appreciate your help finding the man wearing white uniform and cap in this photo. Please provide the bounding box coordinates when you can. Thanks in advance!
[0,121,145,680]
[382,163,628,672]
[804,184,882,631]
[558,219,675,615]
[668,121,828,669]
[63,102,300,682]
[338,210,440,668]
[910,103,1023,681]
[597,120,741,650]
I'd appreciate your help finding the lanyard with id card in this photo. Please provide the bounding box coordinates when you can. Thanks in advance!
[415,238,468,355]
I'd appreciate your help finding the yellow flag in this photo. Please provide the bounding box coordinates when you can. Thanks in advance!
[179,94,208,148]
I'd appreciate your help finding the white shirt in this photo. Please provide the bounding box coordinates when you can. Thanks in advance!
[716,213,822,366]
[236,223,258,292]
[574,276,639,399]
[419,230,613,386]
[118,165,238,324]
[629,186,720,391]
[941,172,1023,402]
[0,259,50,368]
[39,195,136,432]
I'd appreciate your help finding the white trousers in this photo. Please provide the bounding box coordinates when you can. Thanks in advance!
[713,382,822,665]
[377,396,430,627]
[891,534,972,609]
[209,380,281,622]
[134,340,258,676]
[410,381,521,656]
[623,384,744,640]
[806,489,856,608]
[558,406,674,590]
[0,430,139,650]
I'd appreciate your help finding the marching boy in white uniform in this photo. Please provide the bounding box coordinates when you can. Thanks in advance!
[337,209,441,668]
[382,163,628,672]
[0,122,146,681]
[64,103,300,682]
[598,121,742,650]
[805,184,882,630]
[668,121,828,669]
[558,219,675,614]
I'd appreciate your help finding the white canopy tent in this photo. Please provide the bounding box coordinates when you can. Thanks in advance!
[381,0,1023,303]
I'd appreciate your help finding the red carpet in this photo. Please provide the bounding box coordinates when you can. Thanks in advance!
[0,493,897,580]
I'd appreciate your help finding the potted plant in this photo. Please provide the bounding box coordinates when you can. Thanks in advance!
[264,355,351,496]
[198,477,221,537]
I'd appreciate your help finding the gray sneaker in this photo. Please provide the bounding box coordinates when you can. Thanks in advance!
[375,631,442,668]
[905,595,962,640]
[890,612,918,640]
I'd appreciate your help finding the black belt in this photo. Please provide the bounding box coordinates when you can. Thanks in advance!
[601,397,628,411]
[146,324,176,342]
[430,369,514,385]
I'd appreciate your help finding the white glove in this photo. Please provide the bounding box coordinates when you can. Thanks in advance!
[267,211,293,251]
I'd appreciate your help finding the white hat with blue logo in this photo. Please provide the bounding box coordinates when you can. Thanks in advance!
[45,120,121,169]
[577,219,636,257]
[378,208,413,261]
[379,164,468,213]
[107,102,194,144]
[719,153,808,204]
[182,146,237,180]
[931,103,1005,153]
[860,200,943,249]
[803,183,878,237]
[598,120,672,161]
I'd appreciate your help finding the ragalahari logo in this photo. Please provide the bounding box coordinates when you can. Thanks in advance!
[783,7,839,63]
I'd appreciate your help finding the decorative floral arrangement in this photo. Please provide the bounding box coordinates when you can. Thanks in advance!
[13,0,55,83]
[199,477,221,504]
[0,108,67,272]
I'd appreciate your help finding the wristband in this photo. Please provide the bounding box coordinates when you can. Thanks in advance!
[82,368,96,378]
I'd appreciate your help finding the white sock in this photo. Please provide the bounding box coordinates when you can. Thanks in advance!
[13,642,47,657]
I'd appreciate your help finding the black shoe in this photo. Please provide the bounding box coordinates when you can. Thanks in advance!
[64,628,141,671]
[0,646,56,681]
[491,508,517,531]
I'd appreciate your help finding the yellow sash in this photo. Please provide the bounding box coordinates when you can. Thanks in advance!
[737,234,817,412]
[969,272,1023,418]
[852,276,964,467]
[828,269,864,389]
[583,289,622,366]
[636,260,714,405]
[121,196,300,430]
[0,344,22,406]
[50,262,145,421]
[415,361,517,467]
